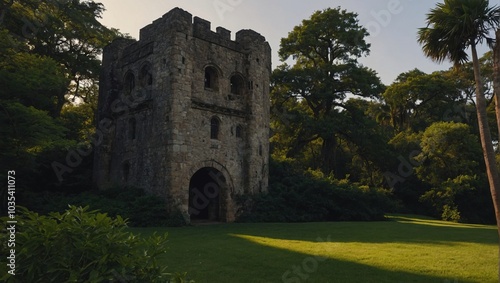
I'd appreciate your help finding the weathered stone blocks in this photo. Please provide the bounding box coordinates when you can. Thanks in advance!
[94,8,270,223]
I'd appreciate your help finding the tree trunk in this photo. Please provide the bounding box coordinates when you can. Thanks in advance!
[471,44,500,280]
[494,29,500,141]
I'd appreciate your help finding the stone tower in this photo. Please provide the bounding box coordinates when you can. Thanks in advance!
[94,8,271,223]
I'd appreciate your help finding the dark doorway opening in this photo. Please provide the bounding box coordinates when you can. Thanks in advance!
[189,167,225,222]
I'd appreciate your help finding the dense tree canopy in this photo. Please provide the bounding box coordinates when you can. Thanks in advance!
[384,69,461,131]
[418,0,500,243]
[1,0,121,115]
[272,7,384,176]
[0,1,498,230]
[0,0,120,193]
[3,2,500,282]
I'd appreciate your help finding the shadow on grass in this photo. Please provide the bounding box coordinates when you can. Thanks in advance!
[226,235,463,283]
[161,228,465,283]
[223,215,498,245]
[139,215,496,282]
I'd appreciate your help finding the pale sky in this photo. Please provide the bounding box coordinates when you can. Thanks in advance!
[97,0,496,85]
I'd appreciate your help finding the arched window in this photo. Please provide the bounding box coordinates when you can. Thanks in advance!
[204,66,219,90]
[230,74,245,95]
[235,125,243,138]
[210,117,220,140]
[124,72,135,95]
[128,117,136,140]
[139,64,153,87]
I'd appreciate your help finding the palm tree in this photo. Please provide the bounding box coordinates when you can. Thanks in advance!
[418,0,500,277]
[494,29,500,139]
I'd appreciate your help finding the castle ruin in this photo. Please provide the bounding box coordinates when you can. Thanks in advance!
[93,8,271,223]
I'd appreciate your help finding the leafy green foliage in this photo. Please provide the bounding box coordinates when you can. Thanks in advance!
[20,187,187,227]
[2,0,123,115]
[0,206,189,283]
[420,175,477,222]
[417,0,500,229]
[0,28,96,192]
[0,0,496,235]
[237,159,399,222]
[60,103,97,142]
[271,7,384,176]
[415,122,491,222]
[416,122,481,185]
[0,101,68,182]
[418,0,500,66]
[0,45,69,116]
[0,101,66,157]
[382,69,465,132]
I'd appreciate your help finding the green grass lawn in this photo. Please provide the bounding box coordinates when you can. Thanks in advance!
[132,215,498,283]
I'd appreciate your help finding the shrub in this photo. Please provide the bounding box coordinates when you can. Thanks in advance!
[19,186,188,227]
[441,205,461,222]
[84,186,175,227]
[237,159,399,222]
[418,175,495,223]
[0,206,192,282]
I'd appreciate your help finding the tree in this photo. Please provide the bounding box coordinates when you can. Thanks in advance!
[0,100,68,198]
[416,122,480,186]
[0,1,123,191]
[2,0,121,115]
[415,122,483,221]
[272,7,384,175]
[439,53,498,139]
[340,99,395,186]
[494,29,500,140]
[0,30,69,115]
[418,0,500,276]
[382,69,464,132]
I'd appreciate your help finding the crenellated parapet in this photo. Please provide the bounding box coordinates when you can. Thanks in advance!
[138,8,268,53]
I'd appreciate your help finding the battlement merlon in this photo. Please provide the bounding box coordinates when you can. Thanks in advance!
[102,37,137,58]
[138,7,270,54]
[138,8,193,41]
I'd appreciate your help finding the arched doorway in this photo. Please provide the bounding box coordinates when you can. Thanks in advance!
[188,167,226,222]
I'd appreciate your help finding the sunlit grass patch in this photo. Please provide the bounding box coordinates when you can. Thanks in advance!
[133,215,497,282]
